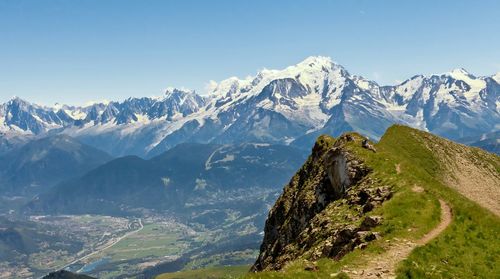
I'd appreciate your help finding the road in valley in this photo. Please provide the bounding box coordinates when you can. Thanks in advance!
[39,218,144,278]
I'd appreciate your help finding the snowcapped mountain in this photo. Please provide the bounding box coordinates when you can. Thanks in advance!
[379,68,499,139]
[1,56,498,157]
[0,97,70,134]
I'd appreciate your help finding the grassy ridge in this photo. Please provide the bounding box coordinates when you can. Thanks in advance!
[382,126,500,278]
[156,265,250,279]
[156,125,500,279]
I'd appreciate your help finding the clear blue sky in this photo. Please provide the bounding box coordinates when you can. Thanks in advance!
[1,0,499,106]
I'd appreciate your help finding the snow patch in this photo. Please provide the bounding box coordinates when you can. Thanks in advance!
[492,72,500,84]
[447,68,486,96]
[65,109,87,120]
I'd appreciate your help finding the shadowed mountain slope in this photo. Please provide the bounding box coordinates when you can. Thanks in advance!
[27,143,307,216]
[0,135,113,196]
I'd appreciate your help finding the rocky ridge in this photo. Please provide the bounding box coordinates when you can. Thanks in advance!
[251,133,393,271]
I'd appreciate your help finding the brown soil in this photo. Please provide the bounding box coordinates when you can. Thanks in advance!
[411,185,424,193]
[443,155,500,216]
[417,133,500,217]
[342,200,452,279]
[395,164,401,174]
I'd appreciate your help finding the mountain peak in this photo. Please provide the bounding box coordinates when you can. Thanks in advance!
[449,67,470,75]
[443,67,487,93]
[164,87,196,97]
[293,56,343,74]
[298,56,334,67]
[204,56,341,97]
[7,96,30,105]
[292,56,347,80]
[446,67,477,80]
[206,76,250,97]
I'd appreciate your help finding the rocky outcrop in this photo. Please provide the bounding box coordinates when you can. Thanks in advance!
[251,134,393,272]
[362,139,377,152]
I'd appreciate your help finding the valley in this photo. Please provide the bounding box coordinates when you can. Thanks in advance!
[0,214,133,278]
[0,185,281,278]
[0,137,303,277]
[1,208,261,278]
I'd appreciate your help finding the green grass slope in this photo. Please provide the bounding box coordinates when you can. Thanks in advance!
[156,125,500,279]
[156,265,249,279]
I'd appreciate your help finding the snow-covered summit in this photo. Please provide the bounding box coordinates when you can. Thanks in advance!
[448,67,472,77]
[206,56,345,97]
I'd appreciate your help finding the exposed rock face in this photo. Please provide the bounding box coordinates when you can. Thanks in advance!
[323,140,370,197]
[251,134,392,272]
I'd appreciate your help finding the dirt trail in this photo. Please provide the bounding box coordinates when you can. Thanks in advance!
[342,200,452,279]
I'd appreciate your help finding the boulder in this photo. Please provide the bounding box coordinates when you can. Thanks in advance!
[360,216,383,230]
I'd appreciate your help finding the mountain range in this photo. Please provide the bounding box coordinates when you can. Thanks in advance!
[0,135,112,196]
[0,134,306,277]
[1,56,498,157]
[26,142,307,217]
